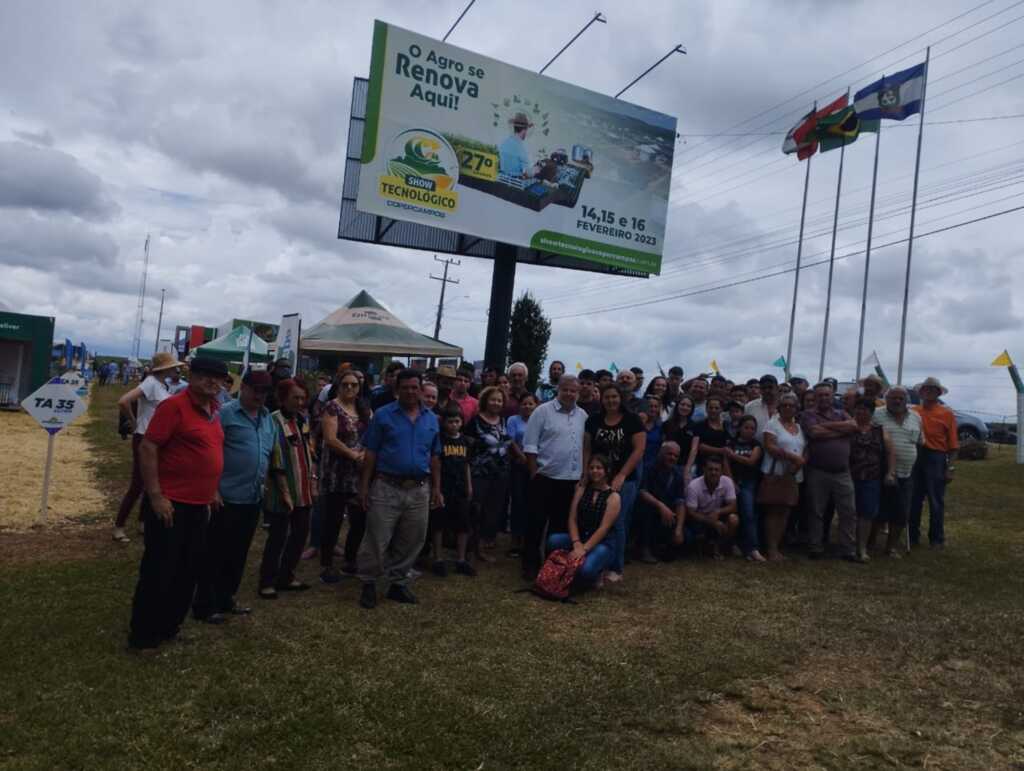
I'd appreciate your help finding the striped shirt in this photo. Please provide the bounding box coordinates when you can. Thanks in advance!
[873,409,922,478]
[266,411,315,511]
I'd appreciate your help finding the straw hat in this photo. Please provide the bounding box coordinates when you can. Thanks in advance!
[914,376,948,395]
[150,351,183,372]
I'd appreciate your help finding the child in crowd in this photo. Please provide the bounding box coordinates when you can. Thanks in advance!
[431,408,476,577]
[726,415,765,562]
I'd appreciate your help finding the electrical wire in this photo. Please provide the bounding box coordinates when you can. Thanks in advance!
[548,203,1024,319]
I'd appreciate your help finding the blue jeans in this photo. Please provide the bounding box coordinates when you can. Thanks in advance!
[910,448,948,545]
[736,478,759,555]
[547,533,614,585]
[611,479,638,573]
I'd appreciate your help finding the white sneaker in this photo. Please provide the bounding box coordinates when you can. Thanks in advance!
[112,527,130,543]
[605,571,623,583]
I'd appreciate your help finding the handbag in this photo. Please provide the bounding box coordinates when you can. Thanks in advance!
[757,458,800,506]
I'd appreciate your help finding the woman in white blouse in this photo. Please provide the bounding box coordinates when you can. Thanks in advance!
[760,392,807,561]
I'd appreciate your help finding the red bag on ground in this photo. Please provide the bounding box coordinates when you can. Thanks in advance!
[533,549,584,601]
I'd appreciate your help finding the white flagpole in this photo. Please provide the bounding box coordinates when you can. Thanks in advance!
[896,48,930,384]
[855,117,882,382]
[818,89,850,383]
[785,102,816,383]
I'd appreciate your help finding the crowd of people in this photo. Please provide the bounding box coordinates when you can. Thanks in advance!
[119,353,959,652]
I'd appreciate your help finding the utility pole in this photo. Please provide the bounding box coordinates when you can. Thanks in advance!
[153,289,166,355]
[131,234,151,361]
[431,255,460,341]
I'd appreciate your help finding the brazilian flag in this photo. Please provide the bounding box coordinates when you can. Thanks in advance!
[815,107,879,153]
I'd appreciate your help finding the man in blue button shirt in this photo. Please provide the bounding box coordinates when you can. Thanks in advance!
[193,368,277,623]
[357,369,442,609]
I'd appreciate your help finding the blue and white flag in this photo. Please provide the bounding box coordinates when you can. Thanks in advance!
[854,62,926,121]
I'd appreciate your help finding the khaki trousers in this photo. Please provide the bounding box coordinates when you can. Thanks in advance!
[357,478,429,587]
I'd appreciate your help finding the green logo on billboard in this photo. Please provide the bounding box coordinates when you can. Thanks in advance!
[379,129,460,215]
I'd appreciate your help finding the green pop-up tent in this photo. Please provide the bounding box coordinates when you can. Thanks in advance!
[191,325,271,363]
[302,291,463,358]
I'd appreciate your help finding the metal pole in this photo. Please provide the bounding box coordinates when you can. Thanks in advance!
[896,47,930,384]
[539,12,606,74]
[442,0,476,41]
[483,244,517,371]
[616,45,686,98]
[38,432,55,524]
[818,102,849,384]
[855,124,882,381]
[785,109,815,382]
[1017,391,1023,465]
[153,288,166,355]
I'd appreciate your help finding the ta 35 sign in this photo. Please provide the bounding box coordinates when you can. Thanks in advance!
[22,378,88,435]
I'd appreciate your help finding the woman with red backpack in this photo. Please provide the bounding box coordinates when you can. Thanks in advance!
[545,455,621,589]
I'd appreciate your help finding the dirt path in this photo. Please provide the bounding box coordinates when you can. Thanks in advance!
[0,407,108,531]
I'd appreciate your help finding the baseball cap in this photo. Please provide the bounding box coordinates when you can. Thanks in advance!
[436,365,457,379]
[242,369,273,388]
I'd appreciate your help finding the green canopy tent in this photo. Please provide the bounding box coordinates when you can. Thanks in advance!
[301,291,463,359]
[191,325,272,364]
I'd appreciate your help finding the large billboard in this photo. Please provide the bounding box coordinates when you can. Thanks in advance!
[356,21,676,275]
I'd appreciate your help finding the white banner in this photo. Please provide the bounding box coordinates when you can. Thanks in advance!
[274,313,301,370]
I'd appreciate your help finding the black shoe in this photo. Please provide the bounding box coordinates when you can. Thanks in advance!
[386,584,418,604]
[808,551,825,561]
[320,568,342,585]
[199,613,227,625]
[359,583,377,609]
[455,560,477,577]
[226,606,252,616]
[432,560,448,577]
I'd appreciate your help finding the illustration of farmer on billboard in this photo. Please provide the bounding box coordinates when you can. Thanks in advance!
[499,112,539,178]
[455,107,594,212]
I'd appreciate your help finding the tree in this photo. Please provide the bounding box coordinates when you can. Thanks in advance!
[508,291,551,391]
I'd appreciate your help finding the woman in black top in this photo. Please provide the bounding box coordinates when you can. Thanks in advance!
[697,397,730,474]
[582,384,646,583]
[546,455,622,587]
[662,395,701,485]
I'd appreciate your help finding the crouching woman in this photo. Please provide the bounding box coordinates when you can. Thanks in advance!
[547,455,621,587]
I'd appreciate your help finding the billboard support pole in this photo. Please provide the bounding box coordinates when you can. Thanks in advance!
[539,12,606,74]
[484,244,516,371]
[615,45,686,98]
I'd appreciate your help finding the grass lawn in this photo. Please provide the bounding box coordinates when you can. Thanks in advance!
[2,386,1023,769]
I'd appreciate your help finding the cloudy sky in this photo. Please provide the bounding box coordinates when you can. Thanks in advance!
[2,0,1022,416]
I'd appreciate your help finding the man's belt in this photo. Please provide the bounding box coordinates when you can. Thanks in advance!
[377,473,427,490]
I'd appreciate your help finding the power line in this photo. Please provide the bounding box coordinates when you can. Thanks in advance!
[549,203,1024,319]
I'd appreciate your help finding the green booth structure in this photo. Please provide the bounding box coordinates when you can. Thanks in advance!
[0,310,55,409]
[191,325,272,365]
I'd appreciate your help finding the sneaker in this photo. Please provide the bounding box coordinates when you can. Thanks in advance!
[112,527,131,543]
[885,549,902,559]
[432,560,448,578]
[386,584,418,604]
[746,550,767,563]
[639,550,659,565]
[359,583,377,609]
[407,568,423,579]
[320,568,342,585]
[605,571,623,584]
[455,560,477,577]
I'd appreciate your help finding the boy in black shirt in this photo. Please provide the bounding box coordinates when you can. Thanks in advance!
[431,408,476,577]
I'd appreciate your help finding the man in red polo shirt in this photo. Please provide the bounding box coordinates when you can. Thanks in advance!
[128,356,227,652]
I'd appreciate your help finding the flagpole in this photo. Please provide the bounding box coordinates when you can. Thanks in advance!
[855,120,882,382]
[896,48,930,384]
[785,102,816,383]
[818,89,850,383]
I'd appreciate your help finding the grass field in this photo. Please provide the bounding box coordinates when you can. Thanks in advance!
[1,386,1023,769]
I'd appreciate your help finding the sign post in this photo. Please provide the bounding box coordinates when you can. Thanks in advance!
[21,377,89,523]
